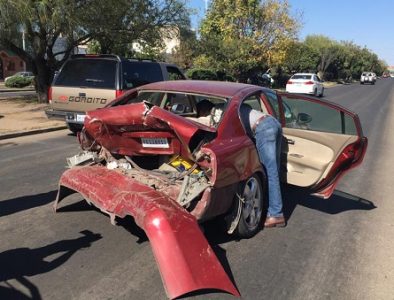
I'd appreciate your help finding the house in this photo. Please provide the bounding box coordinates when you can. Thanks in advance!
[0,50,26,80]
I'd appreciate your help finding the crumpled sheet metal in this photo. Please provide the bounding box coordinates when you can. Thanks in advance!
[83,102,216,160]
[54,166,239,299]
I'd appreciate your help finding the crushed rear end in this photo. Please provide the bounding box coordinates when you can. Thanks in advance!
[54,102,239,299]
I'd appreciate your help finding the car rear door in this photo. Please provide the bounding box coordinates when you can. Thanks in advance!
[276,93,367,198]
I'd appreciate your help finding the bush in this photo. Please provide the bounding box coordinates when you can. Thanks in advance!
[186,68,218,80]
[5,76,33,88]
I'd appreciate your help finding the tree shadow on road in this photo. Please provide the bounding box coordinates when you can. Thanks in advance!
[0,230,101,300]
[0,190,57,217]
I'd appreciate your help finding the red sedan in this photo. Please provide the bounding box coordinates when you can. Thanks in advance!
[54,80,367,299]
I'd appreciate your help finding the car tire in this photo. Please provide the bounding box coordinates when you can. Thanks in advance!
[313,88,317,96]
[67,123,83,135]
[319,87,324,97]
[234,174,266,238]
[360,82,364,85]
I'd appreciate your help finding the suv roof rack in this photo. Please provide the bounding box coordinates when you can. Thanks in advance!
[126,57,158,62]
[70,54,121,60]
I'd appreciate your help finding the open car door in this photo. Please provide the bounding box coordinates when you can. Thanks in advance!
[276,93,367,198]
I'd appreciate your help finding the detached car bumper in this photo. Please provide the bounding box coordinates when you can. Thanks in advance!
[54,166,239,299]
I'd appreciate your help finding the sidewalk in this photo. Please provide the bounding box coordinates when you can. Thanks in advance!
[0,98,66,140]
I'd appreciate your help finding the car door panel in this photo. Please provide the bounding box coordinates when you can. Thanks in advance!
[283,128,358,187]
[277,93,367,198]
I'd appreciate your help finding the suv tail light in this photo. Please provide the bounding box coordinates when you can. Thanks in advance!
[304,81,314,85]
[48,87,52,104]
[116,90,124,98]
[287,80,293,84]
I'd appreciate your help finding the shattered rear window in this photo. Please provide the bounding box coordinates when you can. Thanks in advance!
[126,91,228,126]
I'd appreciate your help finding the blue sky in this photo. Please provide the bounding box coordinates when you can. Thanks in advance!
[188,0,394,65]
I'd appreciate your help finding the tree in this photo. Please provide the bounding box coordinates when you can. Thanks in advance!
[0,0,189,102]
[195,0,299,82]
[304,35,339,79]
[167,25,198,70]
[283,41,319,73]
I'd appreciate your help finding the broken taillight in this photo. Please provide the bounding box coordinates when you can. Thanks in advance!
[116,90,124,98]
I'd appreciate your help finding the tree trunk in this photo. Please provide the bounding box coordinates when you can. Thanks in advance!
[32,57,53,103]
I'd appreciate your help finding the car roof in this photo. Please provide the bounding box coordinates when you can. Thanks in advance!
[138,80,262,98]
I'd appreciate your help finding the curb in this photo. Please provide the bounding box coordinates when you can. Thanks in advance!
[0,126,68,140]
[0,88,35,93]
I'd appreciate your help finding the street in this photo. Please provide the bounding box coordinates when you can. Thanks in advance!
[1,79,393,299]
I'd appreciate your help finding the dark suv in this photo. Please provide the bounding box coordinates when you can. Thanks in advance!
[45,54,185,133]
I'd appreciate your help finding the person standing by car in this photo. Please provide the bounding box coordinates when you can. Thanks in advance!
[240,104,286,227]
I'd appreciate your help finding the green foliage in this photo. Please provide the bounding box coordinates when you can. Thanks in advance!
[283,42,319,73]
[5,76,33,88]
[196,0,300,82]
[186,68,218,80]
[167,26,199,69]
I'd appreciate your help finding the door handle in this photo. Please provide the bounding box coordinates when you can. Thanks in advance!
[287,139,295,145]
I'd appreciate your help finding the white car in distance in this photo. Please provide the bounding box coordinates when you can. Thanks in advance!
[286,73,324,97]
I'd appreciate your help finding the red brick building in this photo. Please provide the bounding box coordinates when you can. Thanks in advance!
[0,50,26,80]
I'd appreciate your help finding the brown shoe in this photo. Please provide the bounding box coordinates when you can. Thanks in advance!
[264,216,286,228]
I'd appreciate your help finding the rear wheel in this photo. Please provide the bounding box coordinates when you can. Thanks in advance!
[319,87,324,97]
[234,174,265,238]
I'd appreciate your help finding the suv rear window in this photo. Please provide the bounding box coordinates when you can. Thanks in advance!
[54,59,117,89]
[122,61,164,89]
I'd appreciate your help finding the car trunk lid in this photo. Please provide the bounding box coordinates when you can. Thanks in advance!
[84,102,216,161]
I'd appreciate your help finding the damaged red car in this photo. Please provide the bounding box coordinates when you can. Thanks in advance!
[54,80,367,299]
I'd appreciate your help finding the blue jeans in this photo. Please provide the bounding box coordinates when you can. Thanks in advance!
[254,116,283,217]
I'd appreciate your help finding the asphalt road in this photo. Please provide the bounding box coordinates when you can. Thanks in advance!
[1,79,394,300]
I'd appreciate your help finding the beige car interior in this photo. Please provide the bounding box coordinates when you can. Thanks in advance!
[282,128,358,187]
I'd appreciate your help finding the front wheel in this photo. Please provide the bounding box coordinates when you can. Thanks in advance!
[234,174,265,238]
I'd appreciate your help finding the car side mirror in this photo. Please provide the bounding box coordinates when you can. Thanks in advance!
[171,103,186,114]
[297,113,312,124]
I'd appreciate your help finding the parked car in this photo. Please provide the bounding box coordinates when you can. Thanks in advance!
[360,72,376,84]
[54,80,367,299]
[4,71,34,83]
[45,54,185,133]
[286,73,324,97]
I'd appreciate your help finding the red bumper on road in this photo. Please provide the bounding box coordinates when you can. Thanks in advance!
[54,166,239,299]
